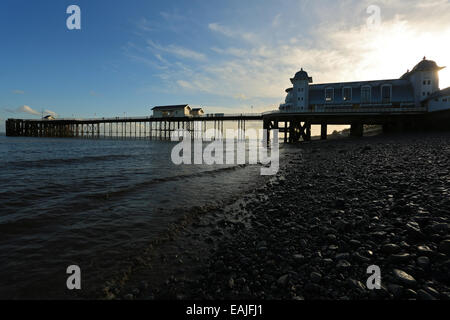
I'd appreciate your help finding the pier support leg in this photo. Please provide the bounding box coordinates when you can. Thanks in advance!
[350,122,364,137]
[283,122,288,143]
[263,119,271,146]
[321,123,327,140]
[305,123,311,141]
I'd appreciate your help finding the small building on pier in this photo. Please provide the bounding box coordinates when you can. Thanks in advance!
[191,108,205,117]
[279,57,449,113]
[152,104,192,118]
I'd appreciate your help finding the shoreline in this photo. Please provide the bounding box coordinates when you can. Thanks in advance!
[96,159,277,299]
[104,131,449,300]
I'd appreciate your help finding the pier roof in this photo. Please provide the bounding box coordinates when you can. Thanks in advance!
[152,104,190,110]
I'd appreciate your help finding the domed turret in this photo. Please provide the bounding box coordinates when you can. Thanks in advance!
[401,57,445,80]
[280,67,314,113]
[411,57,445,73]
[291,68,313,83]
[403,57,446,104]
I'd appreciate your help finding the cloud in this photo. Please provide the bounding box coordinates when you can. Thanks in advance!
[44,109,58,117]
[272,14,281,27]
[208,23,256,42]
[208,23,234,37]
[18,105,41,116]
[130,0,450,109]
[211,47,247,57]
[5,105,40,116]
[146,40,206,61]
[415,0,448,8]
[136,18,154,32]
[2,105,58,117]
[234,93,249,101]
[177,80,193,89]
[160,11,185,22]
[12,90,25,95]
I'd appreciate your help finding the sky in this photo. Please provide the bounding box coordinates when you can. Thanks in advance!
[1,0,450,131]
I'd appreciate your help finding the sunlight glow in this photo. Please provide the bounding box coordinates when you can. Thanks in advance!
[360,22,450,88]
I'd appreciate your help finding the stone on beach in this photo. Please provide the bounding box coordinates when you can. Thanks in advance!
[439,240,450,255]
[392,269,417,287]
[382,243,401,254]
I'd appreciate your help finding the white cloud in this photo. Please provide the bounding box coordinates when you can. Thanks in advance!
[208,23,234,37]
[272,14,281,27]
[44,109,58,117]
[177,80,193,89]
[146,40,206,61]
[208,22,257,42]
[18,105,40,116]
[12,90,25,95]
[3,105,58,117]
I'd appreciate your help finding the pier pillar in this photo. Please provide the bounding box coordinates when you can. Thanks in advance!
[305,123,311,141]
[5,120,11,136]
[350,122,364,137]
[263,119,271,145]
[321,123,327,140]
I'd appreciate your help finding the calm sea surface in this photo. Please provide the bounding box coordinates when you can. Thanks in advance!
[0,136,276,299]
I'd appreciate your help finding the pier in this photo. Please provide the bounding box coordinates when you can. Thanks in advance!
[5,107,449,142]
[263,106,434,143]
[5,114,262,140]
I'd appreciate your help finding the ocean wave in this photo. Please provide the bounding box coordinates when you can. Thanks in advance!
[83,163,253,200]
[2,154,131,169]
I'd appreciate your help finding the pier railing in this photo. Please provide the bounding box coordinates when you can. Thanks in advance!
[14,113,264,122]
[268,105,427,115]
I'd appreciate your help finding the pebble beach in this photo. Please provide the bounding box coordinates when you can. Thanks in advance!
[106,131,450,300]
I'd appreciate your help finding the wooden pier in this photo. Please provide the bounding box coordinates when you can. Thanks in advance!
[5,114,262,140]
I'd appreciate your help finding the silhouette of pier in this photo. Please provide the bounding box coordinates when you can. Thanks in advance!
[5,114,262,140]
[6,107,449,142]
